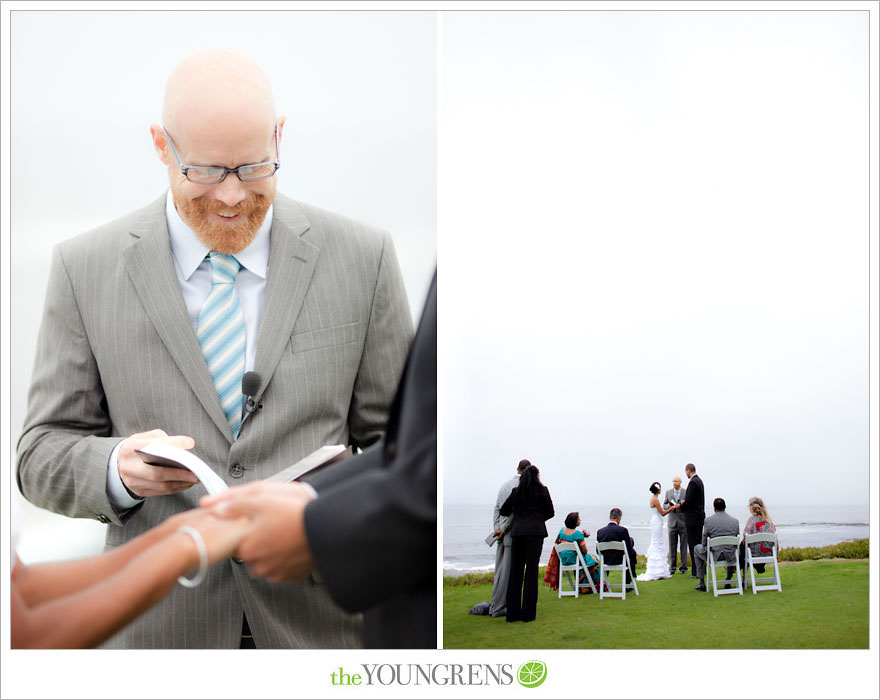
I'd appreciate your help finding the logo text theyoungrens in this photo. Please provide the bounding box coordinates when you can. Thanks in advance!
[330,664,516,686]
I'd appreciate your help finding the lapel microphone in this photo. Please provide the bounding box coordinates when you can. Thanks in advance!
[241,371,263,421]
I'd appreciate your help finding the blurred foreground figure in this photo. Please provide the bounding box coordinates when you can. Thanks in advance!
[205,272,436,648]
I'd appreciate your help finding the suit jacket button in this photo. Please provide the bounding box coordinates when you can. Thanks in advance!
[229,464,244,478]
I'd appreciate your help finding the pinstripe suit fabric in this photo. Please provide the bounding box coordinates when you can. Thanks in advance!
[16,192,413,648]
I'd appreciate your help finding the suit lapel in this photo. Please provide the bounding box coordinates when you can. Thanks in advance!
[253,195,318,396]
[122,195,233,441]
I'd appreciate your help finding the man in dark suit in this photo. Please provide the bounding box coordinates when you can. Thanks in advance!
[203,272,436,648]
[596,508,638,583]
[678,463,705,579]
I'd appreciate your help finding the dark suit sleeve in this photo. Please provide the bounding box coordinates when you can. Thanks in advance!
[499,490,515,517]
[542,486,554,521]
[624,526,636,557]
[304,435,435,613]
[680,478,704,513]
[301,446,382,492]
[679,488,691,511]
[303,274,436,614]
[622,526,637,572]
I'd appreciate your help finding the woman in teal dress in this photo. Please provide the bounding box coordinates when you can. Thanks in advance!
[556,512,600,588]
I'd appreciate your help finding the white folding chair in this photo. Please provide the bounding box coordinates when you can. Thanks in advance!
[575,548,599,595]
[554,541,582,598]
[744,532,782,594]
[596,541,638,600]
[706,535,743,597]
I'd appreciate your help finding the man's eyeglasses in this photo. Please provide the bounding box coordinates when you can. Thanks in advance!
[162,124,280,184]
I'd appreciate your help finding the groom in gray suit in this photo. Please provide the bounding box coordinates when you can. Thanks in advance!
[663,476,688,575]
[16,49,412,648]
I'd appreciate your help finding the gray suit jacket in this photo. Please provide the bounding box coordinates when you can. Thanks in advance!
[663,487,686,528]
[701,511,740,562]
[493,474,520,546]
[16,193,413,648]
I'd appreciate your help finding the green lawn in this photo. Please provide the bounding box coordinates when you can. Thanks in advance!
[443,560,868,649]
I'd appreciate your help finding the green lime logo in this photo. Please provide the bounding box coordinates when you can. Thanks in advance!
[517,660,547,688]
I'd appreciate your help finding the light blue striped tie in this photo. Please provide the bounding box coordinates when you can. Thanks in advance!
[197,252,246,438]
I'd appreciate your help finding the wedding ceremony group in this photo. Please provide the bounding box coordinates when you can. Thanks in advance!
[482,459,779,623]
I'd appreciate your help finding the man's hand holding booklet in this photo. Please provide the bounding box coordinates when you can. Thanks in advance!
[135,442,350,496]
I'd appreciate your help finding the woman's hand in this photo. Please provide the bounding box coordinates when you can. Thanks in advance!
[167,508,250,565]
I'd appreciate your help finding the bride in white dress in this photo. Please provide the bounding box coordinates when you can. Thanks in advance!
[636,481,679,582]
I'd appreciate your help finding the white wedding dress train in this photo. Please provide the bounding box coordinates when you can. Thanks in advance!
[636,510,671,581]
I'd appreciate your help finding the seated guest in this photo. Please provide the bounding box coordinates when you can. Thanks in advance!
[556,512,599,590]
[739,496,777,573]
[596,508,638,583]
[692,497,740,592]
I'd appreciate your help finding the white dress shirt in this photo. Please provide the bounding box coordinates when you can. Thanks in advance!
[106,191,273,509]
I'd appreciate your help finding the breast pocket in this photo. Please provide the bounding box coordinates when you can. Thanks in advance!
[281,322,363,419]
[290,321,361,355]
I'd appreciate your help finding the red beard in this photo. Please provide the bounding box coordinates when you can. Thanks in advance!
[175,190,273,254]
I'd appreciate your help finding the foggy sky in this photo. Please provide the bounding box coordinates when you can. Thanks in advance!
[440,11,870,510]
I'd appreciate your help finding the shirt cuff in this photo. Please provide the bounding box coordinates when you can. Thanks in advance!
[106,440,144,509]
[301,482,319,500]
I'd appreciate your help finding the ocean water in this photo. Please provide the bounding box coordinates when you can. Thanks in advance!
[443,502,869,575]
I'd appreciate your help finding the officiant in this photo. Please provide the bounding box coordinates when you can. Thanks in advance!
[664,476,688,575]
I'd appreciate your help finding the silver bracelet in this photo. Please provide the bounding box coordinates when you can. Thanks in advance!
[177,525,208,588]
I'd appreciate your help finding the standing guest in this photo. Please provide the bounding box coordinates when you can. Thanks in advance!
[664,475,688,574]
[16,48,412,649]
[678,463,706,579]
[596,508,638,584]
[692,498,739,592]
[499,465,554,622]
[489,459,530,618]
[739,496,777,573]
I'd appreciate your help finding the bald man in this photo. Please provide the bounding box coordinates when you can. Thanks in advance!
[16,50,413,649]
[663,476,688,575]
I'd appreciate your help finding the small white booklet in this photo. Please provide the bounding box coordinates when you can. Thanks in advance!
[135,441,350,496]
